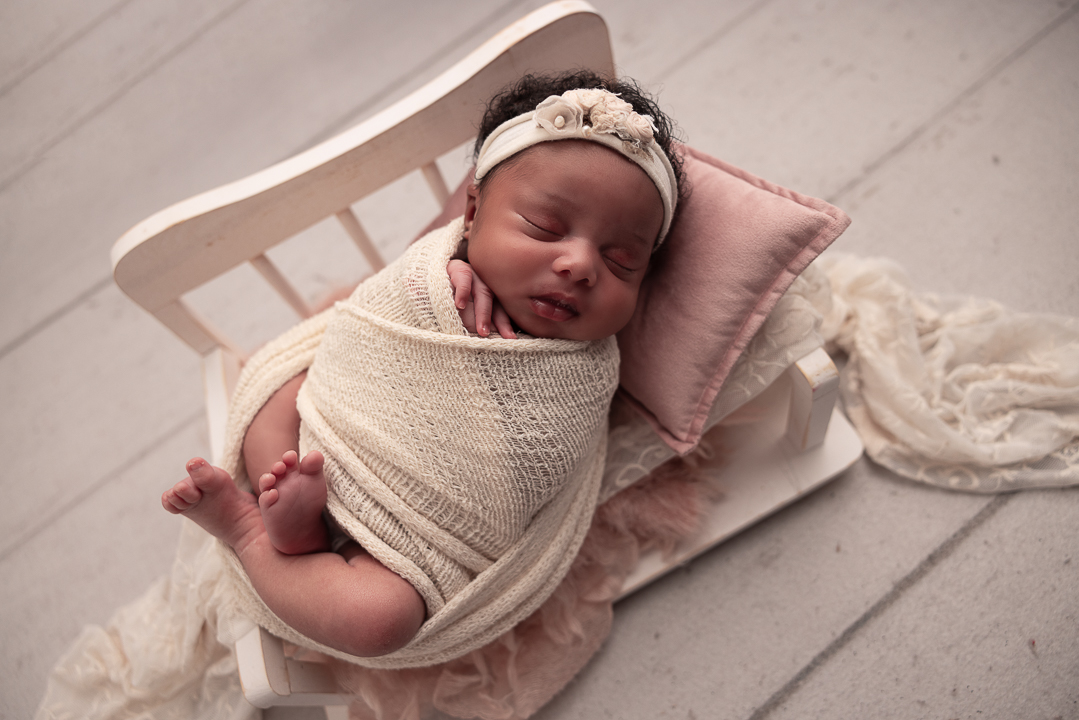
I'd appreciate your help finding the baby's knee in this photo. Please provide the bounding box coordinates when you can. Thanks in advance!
[339,574,425,657]
[373,577,426,653]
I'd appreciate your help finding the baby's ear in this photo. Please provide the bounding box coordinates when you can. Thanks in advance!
[463,183,481,237]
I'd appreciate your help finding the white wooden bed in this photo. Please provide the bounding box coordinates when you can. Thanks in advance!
[111,2,862,714]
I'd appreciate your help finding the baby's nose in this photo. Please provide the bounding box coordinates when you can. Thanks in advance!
[553,240,599,285]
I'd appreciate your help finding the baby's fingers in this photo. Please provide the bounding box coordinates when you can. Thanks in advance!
[446,260,473,310]
[468,272,497,337]
[492,303,516,339]
[457,303,478,334]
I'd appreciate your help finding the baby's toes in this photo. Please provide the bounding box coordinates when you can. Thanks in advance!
[172,477,202,504]
[299,450,324,475]
[258,487,279,511]
[162,486,193,513]
[161,491,181,513]
[186,457,229,491]
[281,450,298,468]
[258,472,278,494]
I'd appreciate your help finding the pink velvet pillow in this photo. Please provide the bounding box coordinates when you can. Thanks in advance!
[617,145,850,452]
[421,144,850,454]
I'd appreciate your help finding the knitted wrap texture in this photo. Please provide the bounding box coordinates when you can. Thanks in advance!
[216,218,618,668]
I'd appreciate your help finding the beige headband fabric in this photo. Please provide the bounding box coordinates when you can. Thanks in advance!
[475,89,678,245]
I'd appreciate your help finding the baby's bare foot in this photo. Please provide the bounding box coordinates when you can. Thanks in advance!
[162,458,264,554]
[258,450,329,555]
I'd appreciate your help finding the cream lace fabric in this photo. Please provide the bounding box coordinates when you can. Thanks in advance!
[36,254,1079,719]
[814,253,1079,491]
[35,519,260,720]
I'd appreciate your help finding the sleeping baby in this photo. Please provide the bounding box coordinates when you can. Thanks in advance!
[161,71,685,668]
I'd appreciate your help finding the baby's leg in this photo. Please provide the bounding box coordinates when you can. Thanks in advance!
[236,532,425,657]
[162,458,264,554]
[164,457,424,657]
[258,450,330,555]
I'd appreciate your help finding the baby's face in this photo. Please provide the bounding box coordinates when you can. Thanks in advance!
[464,141,664,341]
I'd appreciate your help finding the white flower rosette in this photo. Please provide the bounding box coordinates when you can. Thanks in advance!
[534,94,585,134]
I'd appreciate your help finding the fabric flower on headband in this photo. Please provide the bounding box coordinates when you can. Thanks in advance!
[534,90,658,151]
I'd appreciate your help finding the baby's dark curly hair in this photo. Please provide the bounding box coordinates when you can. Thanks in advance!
[473,70,687,217]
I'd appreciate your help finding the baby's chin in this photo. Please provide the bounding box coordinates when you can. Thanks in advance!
[514,321,614,342]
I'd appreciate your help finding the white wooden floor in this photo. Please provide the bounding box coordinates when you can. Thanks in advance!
[3,1,1078,718]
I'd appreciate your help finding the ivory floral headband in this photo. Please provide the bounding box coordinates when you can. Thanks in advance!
[475,88,678,246]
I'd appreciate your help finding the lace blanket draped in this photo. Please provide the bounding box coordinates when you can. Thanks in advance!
[36,255,1079,719]
[814,254,1079,491]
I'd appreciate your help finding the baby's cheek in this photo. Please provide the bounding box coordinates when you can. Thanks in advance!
[611,287,642,331]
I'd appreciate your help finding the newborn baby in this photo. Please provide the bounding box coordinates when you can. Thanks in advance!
[162,72,684,667]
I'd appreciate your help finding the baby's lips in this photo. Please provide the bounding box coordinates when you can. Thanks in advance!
[530,295,578,321]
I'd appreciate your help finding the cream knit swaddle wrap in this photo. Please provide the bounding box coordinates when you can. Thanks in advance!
[217,218,618,668]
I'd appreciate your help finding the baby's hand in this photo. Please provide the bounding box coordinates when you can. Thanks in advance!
[447,259,516,338]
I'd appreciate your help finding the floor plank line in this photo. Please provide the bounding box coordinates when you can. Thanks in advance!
[746,494,1013,720]
[0,0,256,194]
[0,409,203,563]
[826,0,1079,205]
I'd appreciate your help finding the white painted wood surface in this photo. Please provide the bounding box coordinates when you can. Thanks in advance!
[785,347,840,452]
[236,626,350,709]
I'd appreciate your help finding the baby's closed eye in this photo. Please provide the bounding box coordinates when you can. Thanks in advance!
[520,212,565,238]
[604,245,648,275]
